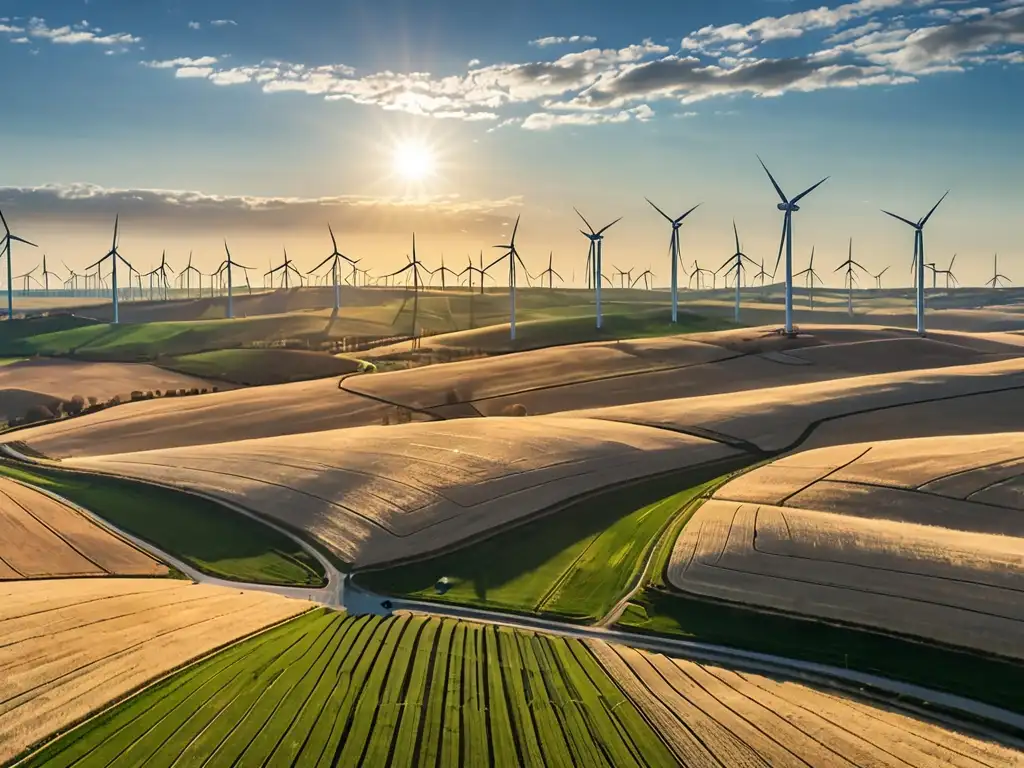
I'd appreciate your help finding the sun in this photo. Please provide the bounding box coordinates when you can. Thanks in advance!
[393,141,436,181]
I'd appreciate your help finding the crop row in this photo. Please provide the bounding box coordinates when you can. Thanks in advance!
[21,609,676,767]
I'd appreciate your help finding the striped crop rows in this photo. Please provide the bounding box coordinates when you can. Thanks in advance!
[22,609,676,767]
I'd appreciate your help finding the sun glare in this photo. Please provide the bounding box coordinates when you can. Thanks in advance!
[393,141,435,181]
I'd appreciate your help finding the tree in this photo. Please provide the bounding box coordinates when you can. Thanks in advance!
[23,404,54,424]
[87,396,99,407]
[65,395,86,416]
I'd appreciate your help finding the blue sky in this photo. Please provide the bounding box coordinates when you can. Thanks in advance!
[1,0,1022,286]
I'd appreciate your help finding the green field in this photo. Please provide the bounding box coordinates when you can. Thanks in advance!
[162,348,363,385]
[357,462,746,622]
[0,462,325,587]
[21,609,676,767]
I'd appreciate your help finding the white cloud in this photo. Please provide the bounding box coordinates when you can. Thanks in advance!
[23,17,139,46]
[467,58,481,67]
[210,19,237,27]
[824,20,885,43]
[530,34,598,47]
[142,56,219,69]
[0,23,25,33]
[188,21,201,30]
[522,104,653,130]
[10,36,30,43]
[176,66,215,78]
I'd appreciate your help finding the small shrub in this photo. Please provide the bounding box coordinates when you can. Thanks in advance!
[155,390,162,397]
[130,390,145,401]
[66,395,86,416]
[87,396,99,407]
[200,388,208,394]
[108,395,122,406]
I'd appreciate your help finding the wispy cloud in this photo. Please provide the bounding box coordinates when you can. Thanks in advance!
[142,56,219,69]
[188,21,201,30]
[530,35,598,47]
[210,19,237,27]
[24,17,140,46]
[0,183,523,235]
[522,104,654,130]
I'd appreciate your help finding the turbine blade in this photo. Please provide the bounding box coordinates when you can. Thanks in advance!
[644,198,672,223]
[791,176,829,204]
[757,155,788,204]
[8,235,37,247]
[573,207,596,234]
[596,216,622,236]
[732,219,740,253]
[881,209,918,228]
[771,213,787,280]
[677,203,701,222]
[919,190,949,227]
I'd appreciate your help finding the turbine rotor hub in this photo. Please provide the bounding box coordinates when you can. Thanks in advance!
[778,202,799,212]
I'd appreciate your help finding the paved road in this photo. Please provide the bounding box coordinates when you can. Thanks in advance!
[4,443,1023,744]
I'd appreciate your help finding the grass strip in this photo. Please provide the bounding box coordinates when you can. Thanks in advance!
[0,461,325,587]
[381,618,440,768]
[412,619,457,768]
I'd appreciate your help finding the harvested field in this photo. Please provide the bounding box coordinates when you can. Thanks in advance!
[66,418,741,568]
[589,640,1024,767]
[0,476,165,579]
[0,358,229,421]
[0,578,311,764]
[20,610,678,767]
[8,376,409,459]
[568,357,1024,452]
[162,348,363,386]
[667,433,1024,659]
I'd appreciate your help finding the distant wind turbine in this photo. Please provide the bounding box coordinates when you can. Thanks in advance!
[178,251,202,298]
[645,198,700,323]
[872,266,890,289]
[0,206,37,320]
[575,208,621,330]
[631,267,655,290]
[936,254,959,289]
[538,252,563,289]
[429,254,458,291]
[85,216,133,324]
[758,155,829,335]
[717,220,758,322]
[794,247,822,309]
[266,248,303,290]
[833,238,868,316]
[881,190,949,336]
[382,234,429,334]
[987,253,1011,289]
[487,215,533,341]
[309,224,357,311]
[40,255,59,296]
[217,241,253,319]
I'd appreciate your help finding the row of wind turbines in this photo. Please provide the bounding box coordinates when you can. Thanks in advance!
[0,156,1014,337]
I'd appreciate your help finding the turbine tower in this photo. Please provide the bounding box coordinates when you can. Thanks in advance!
[753,258,769,288]
[689,261,713,290]
[217,241,253,319]
[758,155,830,336]
[881,191,948,337]
[382,234,429,335]
[459,252,490,295]
[631,267,654,290]
[717,221,758,322]
[987,254,1011,288]
[178,251,202,298]
[155,251,175,300]
[937,254,959,290]
[15,265,41,294]
[85,216,133,324]
[645,198,700,323]
[487,215,532,341]
[0,206,37,321]
[833,238,868,317]
[575,208,621,330]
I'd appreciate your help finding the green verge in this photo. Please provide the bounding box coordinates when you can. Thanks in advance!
[356,459,750,622]
[0,461,325,588]
[618,589,1024,716]
[160,348,362,386]
[20,610,677,767]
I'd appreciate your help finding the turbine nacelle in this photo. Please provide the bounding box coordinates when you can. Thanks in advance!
[778,202,799,212]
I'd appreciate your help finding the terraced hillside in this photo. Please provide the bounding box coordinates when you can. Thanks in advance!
[0,579,312,763]
[668,433,1024,659]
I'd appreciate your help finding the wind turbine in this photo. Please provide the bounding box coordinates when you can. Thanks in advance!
[631,267,654,290]
[575,208,621,330]
[309,224,356,311]
[881,191,948,337]
[833,238,869,316]
[987,254,1011,288]
[645,198,700,323]
[0,206,37,320]
[39,255,59,296]
[383,234,429,334]
[936,254,959,289]
[429,254,458,291]
[154,251,174,300]
[753,258,769,288]
[717,221,758,322]
[612,265,632,289]
[689,261,713,290]
[216,241,253,319]
[15,265,41,294]
[758,155,830,335]
[794,247,823,309]
[872,266,890,289]
[266,248,303,290]
[538,252,563,289]
[62,261,81,296]
[486,215,533,341]
[178,251,202,297]
[85,216,133,324]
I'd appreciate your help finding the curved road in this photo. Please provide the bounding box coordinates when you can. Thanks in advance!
[4,443,1023,746]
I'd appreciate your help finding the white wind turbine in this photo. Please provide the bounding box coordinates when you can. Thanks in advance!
[758,155,829,335]
[881,191,948,337]
[575,208,621,330]
[716,220,758,323]
[645,198,700,323]
[486,215,533,341]
[0,206,37,321]
[85,216,133,324]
